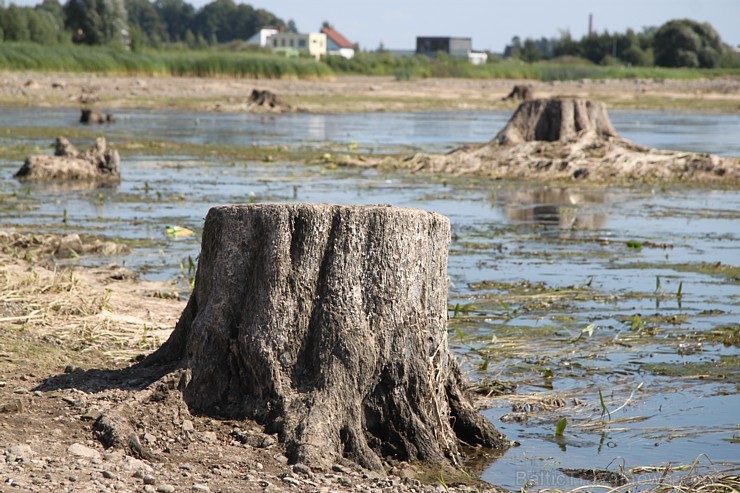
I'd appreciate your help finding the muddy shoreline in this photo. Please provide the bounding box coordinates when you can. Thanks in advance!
[2,72,739,113]
[2,74,739,492]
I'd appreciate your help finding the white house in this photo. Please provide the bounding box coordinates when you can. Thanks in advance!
[246,28,279,48]
[270,32,327,60]
[468,51,488,65]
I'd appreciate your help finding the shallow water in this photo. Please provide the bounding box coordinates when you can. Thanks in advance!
[1,107,738,490]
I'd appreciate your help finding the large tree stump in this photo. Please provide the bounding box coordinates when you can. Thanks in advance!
[494,97,618,145]
[147,203,507,471]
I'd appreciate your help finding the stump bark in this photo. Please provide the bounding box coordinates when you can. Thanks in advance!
[494,97,618,145]
[147,203,507,470]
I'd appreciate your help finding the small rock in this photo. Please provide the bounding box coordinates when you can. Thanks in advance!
[67,443,101,460]
[292,463,311,476]
[191,485,209,493]
[102,470,116,479]
[143,474,156,485]
[282,476,301,487]
[156,485,175,493]
[0,399,24,413]
[123,456,152,474]
[81,407,103,421]
[274,454,289,464]
[143,486,156,493]
[182,420,195,433]
[198,431,217,444]
[6,444,34,462]
[259,435,276,448]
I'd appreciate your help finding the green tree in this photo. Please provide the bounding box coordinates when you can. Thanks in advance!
[125,0,165,45]
[154,0,194,42]
[191,0,235,43]
[28,8,61,44]
[2,5,31,41]
[253,8,282,31]
[653,19,723,68]
[65,0,129,45]
[38,0,64,23]
[520,38,543,62]
[552,30,583,59]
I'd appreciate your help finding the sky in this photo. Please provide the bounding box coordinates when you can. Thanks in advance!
[8,0,740,52]
[256,0,739,52]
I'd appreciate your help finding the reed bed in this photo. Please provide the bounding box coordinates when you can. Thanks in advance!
[0,43,332,79]
[3,43,738,81]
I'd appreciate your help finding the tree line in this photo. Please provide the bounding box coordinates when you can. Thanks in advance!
[1,3,738,71]
[0,0,287,49]
[503,19,739,69]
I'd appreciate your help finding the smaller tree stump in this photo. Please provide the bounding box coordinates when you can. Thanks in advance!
[14,137,120,182]
[80,108,114,124]
[494,97,618,145]
[147,203,508,471]
[248,89,280,107]
[502,84,534,101]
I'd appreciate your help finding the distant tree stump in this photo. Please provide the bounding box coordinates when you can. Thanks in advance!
[249,89,278,106]
[80,108,114,124]
[147,203,507,470]
[494,97,618,145]
[502,84,533,101]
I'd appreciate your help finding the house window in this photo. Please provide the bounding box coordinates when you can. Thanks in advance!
[299,39,306,48]
[289,39,294,47]
[281,39,286,47]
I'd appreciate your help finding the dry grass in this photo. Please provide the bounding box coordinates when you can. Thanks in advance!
[0,231,183,367]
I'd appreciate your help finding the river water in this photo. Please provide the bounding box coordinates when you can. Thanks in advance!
[1,107,738,491]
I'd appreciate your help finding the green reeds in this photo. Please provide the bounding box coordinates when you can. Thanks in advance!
[0,43,332,79]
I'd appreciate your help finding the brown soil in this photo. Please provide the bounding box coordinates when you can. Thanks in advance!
[0,232,505,493]
[1,72,739,113]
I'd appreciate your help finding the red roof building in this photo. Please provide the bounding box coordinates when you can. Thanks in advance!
[321,26,356,59]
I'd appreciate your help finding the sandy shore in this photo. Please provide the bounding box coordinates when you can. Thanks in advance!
[1,72,739,113]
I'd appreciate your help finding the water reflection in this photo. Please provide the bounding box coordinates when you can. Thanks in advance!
[500,187,611,230]
[21,180,120,193]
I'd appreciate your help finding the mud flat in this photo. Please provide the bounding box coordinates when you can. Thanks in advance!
[1,72,739,113]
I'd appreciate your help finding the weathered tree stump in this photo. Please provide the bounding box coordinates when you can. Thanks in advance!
[147,203,507,470]
[339,96,739,182]
[248,89,280,108]
[80,108,114,124]
[502,84,533,101]
[14,136,120,182]
[494,97,618,145]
